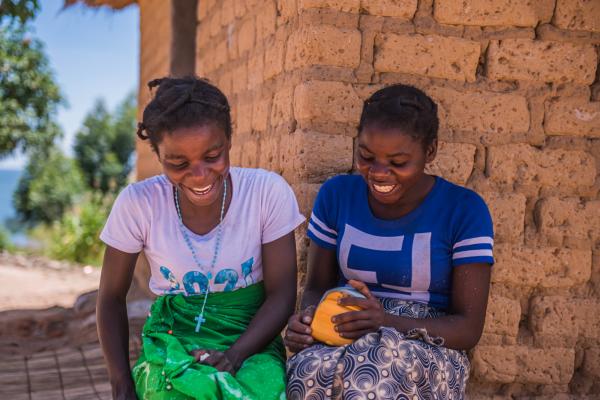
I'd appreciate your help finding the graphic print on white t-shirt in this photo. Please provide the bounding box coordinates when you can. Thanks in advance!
[100,168,305,296]
[158,256,254,295]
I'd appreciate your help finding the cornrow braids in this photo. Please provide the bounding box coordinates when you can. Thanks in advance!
[137,76,232,153]
[358,84,439,149]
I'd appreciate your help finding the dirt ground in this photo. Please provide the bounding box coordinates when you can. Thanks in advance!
[0,252,101,311]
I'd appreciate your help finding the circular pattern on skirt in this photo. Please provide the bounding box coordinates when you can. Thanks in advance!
[286,299,470,400]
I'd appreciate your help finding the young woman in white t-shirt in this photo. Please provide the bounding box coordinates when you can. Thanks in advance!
[98,76,304,399]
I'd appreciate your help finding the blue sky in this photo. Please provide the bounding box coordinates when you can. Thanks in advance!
[0,0,139,169]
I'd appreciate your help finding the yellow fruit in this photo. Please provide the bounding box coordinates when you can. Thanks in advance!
[310,289,363,346]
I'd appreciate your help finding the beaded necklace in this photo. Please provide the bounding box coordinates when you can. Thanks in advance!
[174,178,227,333]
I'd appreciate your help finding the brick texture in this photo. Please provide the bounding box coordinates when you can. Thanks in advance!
[361,0,417,19]
[582,348,600,378]
[425,141,475,185]
[553,0,600,33]
[264,36,285,80]
[536,198,600,248]
[235,100,253,134]
[258,135,281,172]
[429,88,529,135]
[256,0,277,40]
[530,296,600,341]
[483,294,520,338]
[252,97,271,132]
[471,345,517,383]
[493,246,592,289]
[280,130,353,183]
[487,144,596,193]
[292,183,321,220]
[237,17,256,56]
[294,81,363,126]
[271,85,295,128]
[277,0,297,22]
[231,63,248,94]
[137,0,171,181]
[434,0,554,27]
[285,25,361,70]
[208,7,222,37]
[374,34,480,82]
[298,0,360,13]
[487,39,598,84]
[545,97,600,138]
[247,52,264,89]
[221,0,235,26]
[472,346,575,384]
[480,192,526,243]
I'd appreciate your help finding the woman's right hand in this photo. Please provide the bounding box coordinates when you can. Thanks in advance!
[284,305,316,353]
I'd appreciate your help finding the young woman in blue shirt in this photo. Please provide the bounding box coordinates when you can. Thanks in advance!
[284,84,494,399]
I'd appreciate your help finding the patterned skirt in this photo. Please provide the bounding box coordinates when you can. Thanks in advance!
[286,299,470,400]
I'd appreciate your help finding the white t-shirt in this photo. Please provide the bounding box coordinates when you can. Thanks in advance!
[100,167,305,296]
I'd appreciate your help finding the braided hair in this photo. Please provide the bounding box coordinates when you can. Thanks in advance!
[358,84,439,149]
[137,76,232,153]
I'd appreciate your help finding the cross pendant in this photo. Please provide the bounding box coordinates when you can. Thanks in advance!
[194,313,206,333]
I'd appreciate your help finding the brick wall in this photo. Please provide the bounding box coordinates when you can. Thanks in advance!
[136,0,171,181]
[193,0,600,397]
[130,0,174,299]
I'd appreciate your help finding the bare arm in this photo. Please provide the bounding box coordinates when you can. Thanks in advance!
[201,231,298,372]
[97,245,138,399]
[336,263,491,351]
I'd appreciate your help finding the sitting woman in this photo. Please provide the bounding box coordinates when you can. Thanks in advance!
[97,76,304,399]
[285,84,493,399]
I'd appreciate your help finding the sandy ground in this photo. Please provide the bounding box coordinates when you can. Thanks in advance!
[0,255,101,311]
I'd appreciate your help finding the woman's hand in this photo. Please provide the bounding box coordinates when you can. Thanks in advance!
[190,349,240,375]
[333,280,385,339]
[283,305,317,353]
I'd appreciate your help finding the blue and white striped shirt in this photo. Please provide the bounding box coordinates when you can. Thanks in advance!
[308,175,494,310]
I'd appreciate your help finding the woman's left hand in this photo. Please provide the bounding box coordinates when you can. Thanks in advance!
[190,349,240,375]
[333,280,386,339]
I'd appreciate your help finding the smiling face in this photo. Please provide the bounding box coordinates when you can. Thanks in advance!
[355,125,437,212]
[157,124,231,210]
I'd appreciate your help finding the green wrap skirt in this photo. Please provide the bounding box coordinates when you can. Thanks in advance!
[132,283,286,400]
